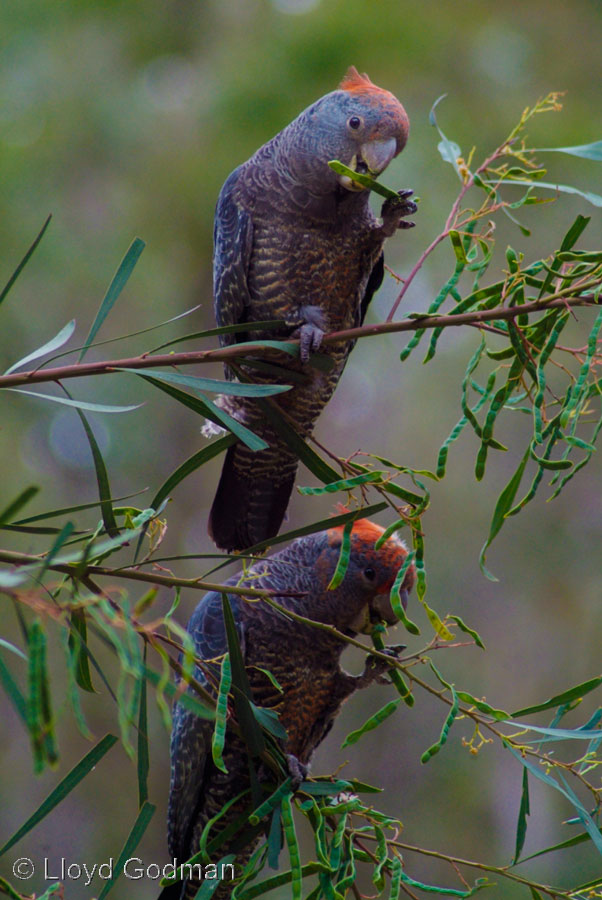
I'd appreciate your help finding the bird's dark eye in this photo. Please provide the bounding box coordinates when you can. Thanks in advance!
[363,566,376,581]
[347,115,362,130]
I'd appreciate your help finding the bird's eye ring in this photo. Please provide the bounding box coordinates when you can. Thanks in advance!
[363,566,376,581]
[347,115,362,130]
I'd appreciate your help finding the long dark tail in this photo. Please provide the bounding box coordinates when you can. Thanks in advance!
[208,443,297,551]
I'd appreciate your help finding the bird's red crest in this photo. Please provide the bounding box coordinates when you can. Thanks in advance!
[328,517,390,546]
[339,66,409,138]
[339,66,387,96]
[327,517,412,592]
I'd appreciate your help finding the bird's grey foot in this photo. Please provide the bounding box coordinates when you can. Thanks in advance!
[380,189,417,236]
[357,644,406,687]
[286,753,309,790]
[290,305,328,362]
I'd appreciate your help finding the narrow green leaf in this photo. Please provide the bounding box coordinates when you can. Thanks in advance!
[118,367,292,397]
[388,855,402,900]
[27,620,58,773]
[79,237,145,362]
[327,160,400,199]
[37,519,74,572]
[41,304,200,367]
[68,608,95,692]
[328,519,353,590]
[479,445,530,581]
[509,722,602,742]
[299,779,353,796]
[145,667,214,722]
[4,320,76,375]
[533,140,602,160]
[267,805,282,869]
[221,595,265,758]
[422,600,454,641]
[35,884,62,900]
[97,801,156,899]
[212,654,231,774]
[0,734,117,857]
[7,388,141,414]
[280,794,302,900]
[455,691,508,720]
[138,374,268,451]
[242,502,387,557]
[0,214,51,308]
[515,829,602,864]
[401,251,471,363]
[137,644,149,807]
[59,625,92,740]
[150,434,237,514]
[249,778,294,825]
[48,526,141,568]
[421,686,460,763]
[493,178,602,207]
[449,230,468,263]
[512,675,602,717]
[513,768,530,863]
[254,396,340,483]
[400,868,489,896]
[250,703,288,741]
[148,318,286,353]
[70,401,119,537]
[12,490,147,525]
[0,654,28,724]
[0,639,26,662]
[342,699,401,748]
[299,471,382,495]
[570,876,602,893]
[0,487,40,527]
[389,553,420,635]
[447,615,485,649]
[0,874,30,900]
[505,744,602,857]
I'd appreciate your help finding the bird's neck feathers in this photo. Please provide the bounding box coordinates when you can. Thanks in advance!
[242,113,370,224]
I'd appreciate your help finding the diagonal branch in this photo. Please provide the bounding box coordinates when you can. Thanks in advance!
[0,292,598,390]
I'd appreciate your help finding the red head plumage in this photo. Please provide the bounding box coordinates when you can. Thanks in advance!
[339,66,409,148]
[327,517,414,595]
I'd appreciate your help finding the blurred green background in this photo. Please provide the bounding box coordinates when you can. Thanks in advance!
[1,0,601,897]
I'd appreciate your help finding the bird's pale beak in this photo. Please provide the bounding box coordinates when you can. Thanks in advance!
[360,137,398,175]
[336,137,399,192]
[370,588,407,626]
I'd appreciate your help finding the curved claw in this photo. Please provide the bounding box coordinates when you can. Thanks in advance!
[360,645,406,686]
[290,305,328,362]
[298,323,325,361]
[380,189,418,236]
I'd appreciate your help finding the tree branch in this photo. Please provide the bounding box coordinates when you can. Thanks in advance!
[0,292,598,390]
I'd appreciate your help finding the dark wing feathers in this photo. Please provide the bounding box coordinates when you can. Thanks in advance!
[213,168,254,360]
[358,252,384,326]
[167,590,245,860]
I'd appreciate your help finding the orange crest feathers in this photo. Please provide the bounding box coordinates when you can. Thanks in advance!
[339,66,389,97]
[328,517,387,545]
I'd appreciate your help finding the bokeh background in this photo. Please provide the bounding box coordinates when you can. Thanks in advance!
[1,0,601,897]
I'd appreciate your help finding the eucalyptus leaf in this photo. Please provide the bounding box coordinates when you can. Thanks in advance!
[532,140,602,161]
[4,319,76,375]
[7,389,142,413]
